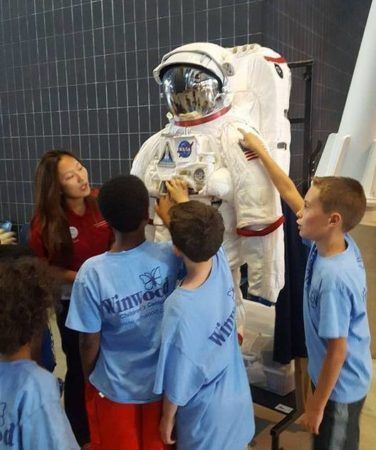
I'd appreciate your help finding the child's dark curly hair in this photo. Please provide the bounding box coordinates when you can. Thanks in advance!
[0,257,59,355]
[98,175,149,232]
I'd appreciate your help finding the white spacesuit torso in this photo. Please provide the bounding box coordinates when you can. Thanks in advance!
[131,42,291,328]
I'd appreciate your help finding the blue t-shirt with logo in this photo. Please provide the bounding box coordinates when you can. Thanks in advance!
[154,248,254,450]
[0,360,79,450]
[303,234,372,403]
[66,240,182,403]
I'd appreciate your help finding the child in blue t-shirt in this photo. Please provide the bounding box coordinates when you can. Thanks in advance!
[238,129,372,450]
[66,175,185,450]
[153,200,254,450]
[0,256,79,450]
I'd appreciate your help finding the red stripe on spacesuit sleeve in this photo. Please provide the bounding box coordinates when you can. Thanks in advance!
[264,56,287,63]
[236,215,285,237]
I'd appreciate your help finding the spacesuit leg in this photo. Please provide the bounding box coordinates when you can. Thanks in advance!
[241,226,285,303]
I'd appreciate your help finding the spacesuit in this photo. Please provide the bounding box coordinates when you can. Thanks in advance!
[131,42,291,328]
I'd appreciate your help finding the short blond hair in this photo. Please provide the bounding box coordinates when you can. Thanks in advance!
[312,176,366,232]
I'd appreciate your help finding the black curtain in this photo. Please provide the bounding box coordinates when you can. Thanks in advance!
[273,201,308,364]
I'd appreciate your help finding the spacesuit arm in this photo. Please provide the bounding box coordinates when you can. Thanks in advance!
[130,130,164,180]
[204,167,234,201]
[239,129,304,214]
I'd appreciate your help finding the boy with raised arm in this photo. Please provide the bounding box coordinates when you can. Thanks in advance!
[238,129,372,450]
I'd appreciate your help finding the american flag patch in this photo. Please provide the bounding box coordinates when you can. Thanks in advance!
[239,144,259,162]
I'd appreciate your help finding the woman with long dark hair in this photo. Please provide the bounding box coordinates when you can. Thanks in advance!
[29,150,113,449]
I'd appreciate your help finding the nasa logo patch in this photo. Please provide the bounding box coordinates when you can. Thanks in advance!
[177,140,194,158]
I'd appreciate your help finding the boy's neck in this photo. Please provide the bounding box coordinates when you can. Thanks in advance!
[0,344,31,362]
[316,232,347,257]
[111,229,146,252]
[181,257,213,290]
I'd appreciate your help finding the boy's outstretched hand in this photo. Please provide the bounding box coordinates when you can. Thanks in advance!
[155,178,189,227]
[238,127,304,214]
[238,128,268,158]
[165,178,189,203]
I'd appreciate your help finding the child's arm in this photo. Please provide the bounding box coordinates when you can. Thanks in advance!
[300,337,347,434]
[155,179,189,227]
[54,267,77,283]
[79,332,100,383]
[166,179,190,203]
[238,129,304,214]
[155,195,175,228]
[160,395,178,445]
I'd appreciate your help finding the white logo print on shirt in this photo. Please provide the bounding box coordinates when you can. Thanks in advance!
[69,226,79,239]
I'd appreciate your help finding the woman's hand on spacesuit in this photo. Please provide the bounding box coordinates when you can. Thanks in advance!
[238,128,267,158]
[165,178,189,204]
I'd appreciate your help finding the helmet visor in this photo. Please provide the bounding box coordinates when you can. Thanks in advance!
[161,65,224,117]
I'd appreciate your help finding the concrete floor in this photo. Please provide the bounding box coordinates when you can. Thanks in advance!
[250,366,376,449]
[51,318,376,450]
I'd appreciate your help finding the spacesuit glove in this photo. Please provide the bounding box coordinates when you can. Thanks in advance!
[238,128,267,158]
[0,229,16,245]
[166,178,189,203]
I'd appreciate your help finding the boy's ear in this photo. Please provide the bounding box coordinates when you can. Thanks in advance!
[328,212,342,227]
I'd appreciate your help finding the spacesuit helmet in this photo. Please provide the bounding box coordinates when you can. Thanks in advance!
[160,65,224,117]
[153,43,235,119]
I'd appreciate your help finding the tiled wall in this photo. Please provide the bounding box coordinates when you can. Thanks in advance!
[0,0,372,226]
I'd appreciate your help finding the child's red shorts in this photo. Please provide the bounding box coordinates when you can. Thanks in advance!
[86,383,174,450]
